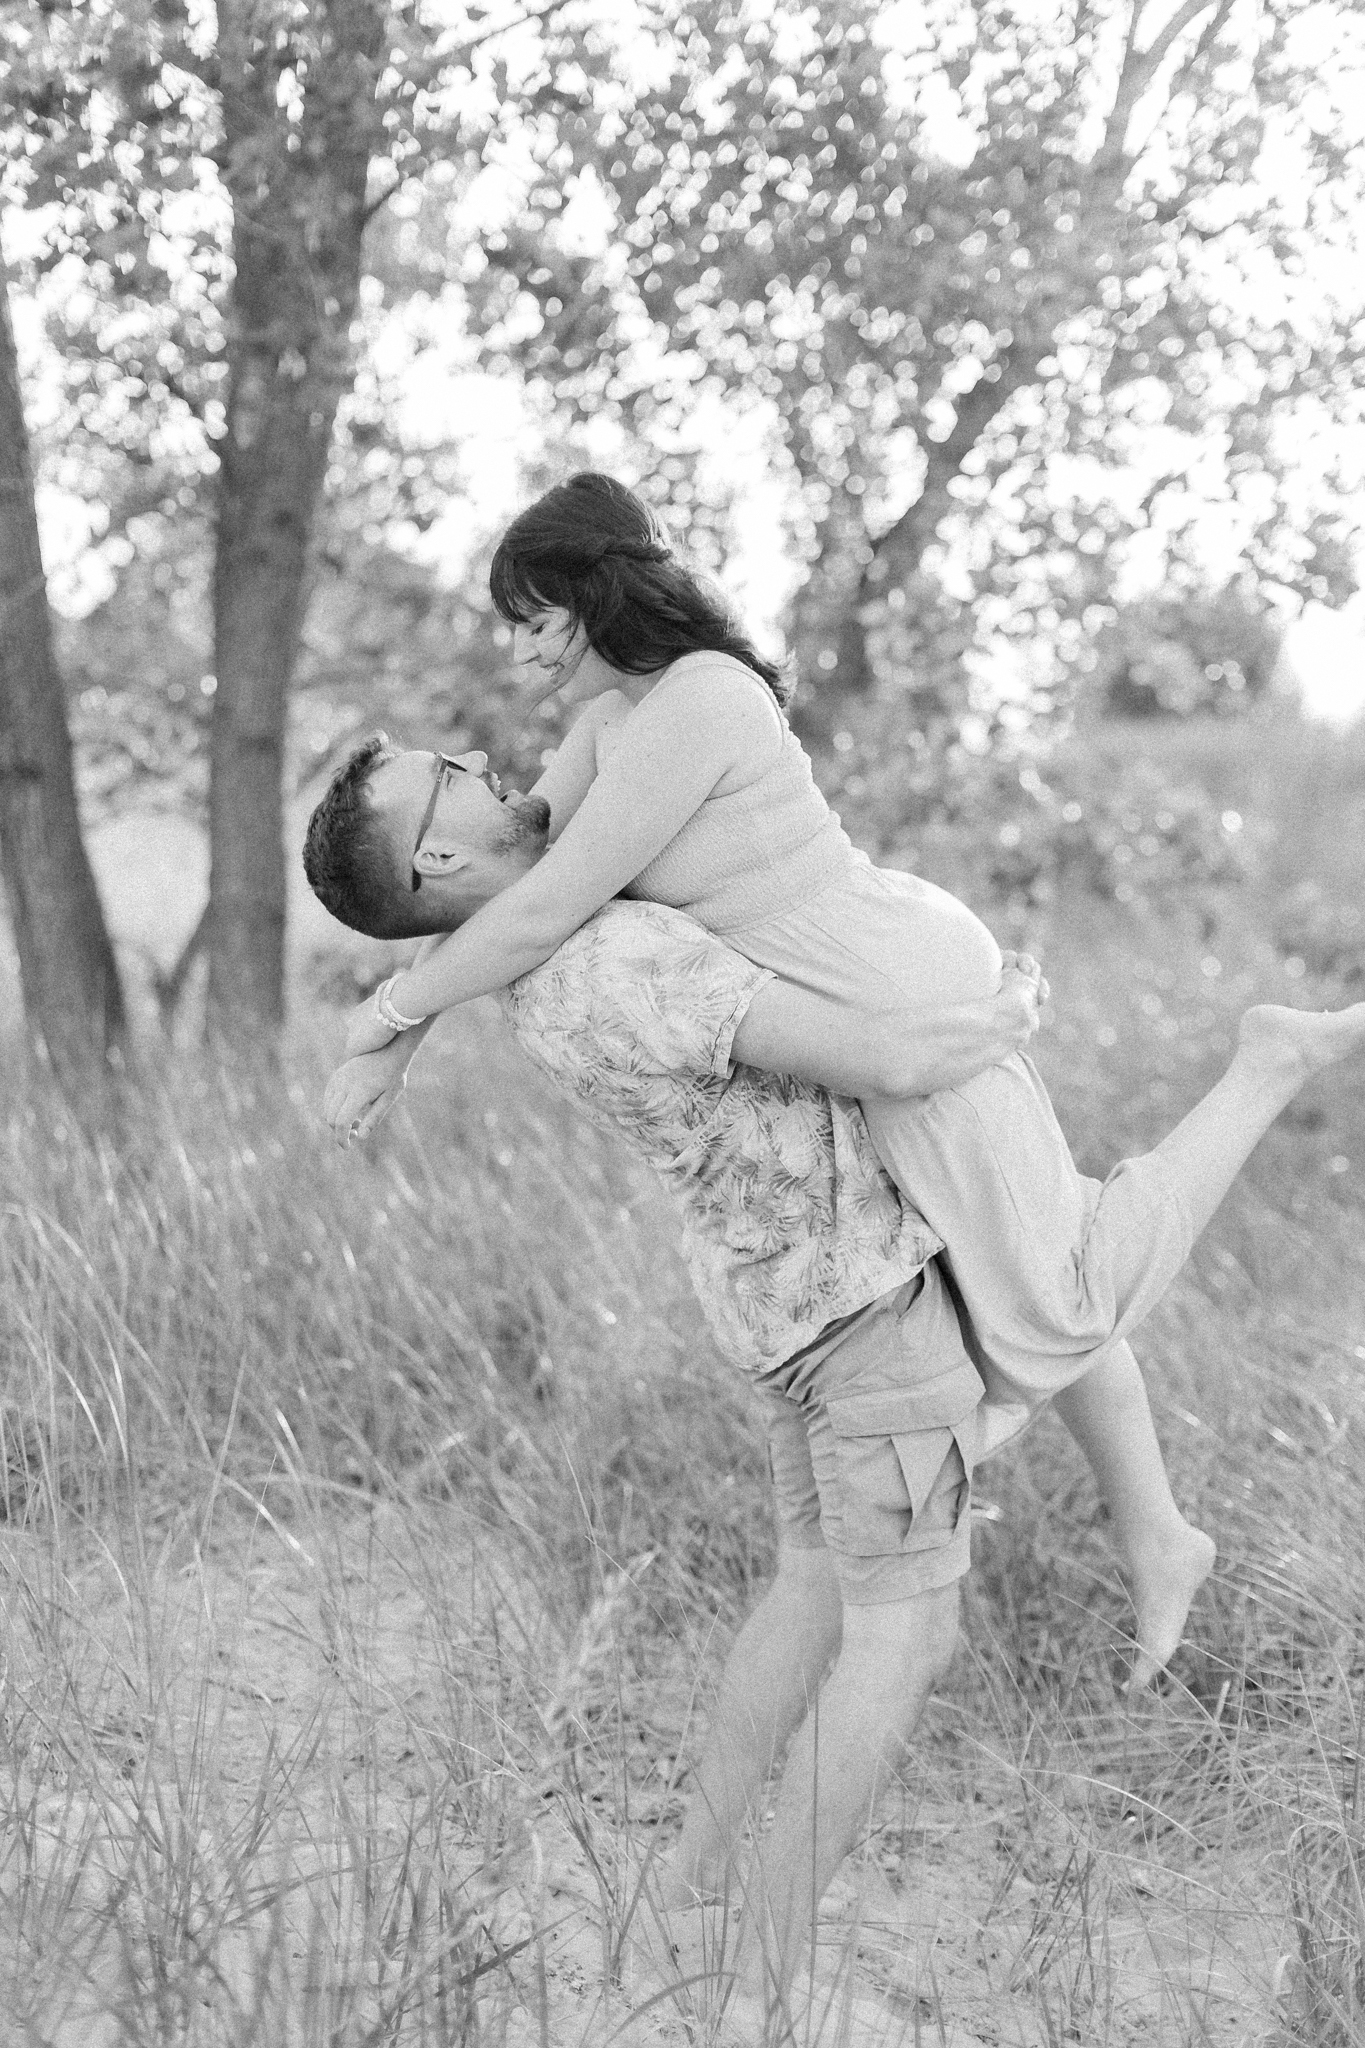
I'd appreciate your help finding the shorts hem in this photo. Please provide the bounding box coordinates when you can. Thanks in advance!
[833,1523,973,1606]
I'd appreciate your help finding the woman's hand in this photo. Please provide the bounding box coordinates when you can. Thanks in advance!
[344,988,401,1060]
[324,1022,432,1146]
[323,1051,408,1146]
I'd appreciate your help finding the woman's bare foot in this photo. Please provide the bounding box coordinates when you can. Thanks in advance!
[1124,1521,1217,1693]
[1238,1000,1365,1087]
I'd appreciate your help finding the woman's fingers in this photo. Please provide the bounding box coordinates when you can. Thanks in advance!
[333,1096,367,1146]
[324,1063,376,1145]
[356,1085,401,1139]
[323,1050,407,1147]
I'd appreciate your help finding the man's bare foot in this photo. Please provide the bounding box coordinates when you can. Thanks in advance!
[618,1895,743,2022]
[1124,1521,1217,1693]
[712,1980,796,2047]
[714,1974,895,2047]
[1238,1000,1365,1086]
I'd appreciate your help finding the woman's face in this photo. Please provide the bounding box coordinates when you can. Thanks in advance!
[511,604,591,703]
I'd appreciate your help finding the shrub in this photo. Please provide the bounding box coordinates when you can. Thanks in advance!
[812,712,1250,915]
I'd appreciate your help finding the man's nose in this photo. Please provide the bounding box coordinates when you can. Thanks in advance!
[454,750,488,777]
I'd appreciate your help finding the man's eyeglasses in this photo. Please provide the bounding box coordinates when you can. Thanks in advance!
[411,754,469,890]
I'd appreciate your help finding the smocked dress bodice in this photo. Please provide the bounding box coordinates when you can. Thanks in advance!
[621,654,857,933]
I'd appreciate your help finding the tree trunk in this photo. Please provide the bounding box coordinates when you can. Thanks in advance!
[0,245,126,1092]
[825,348,1045,701]
[207,0,385,1046]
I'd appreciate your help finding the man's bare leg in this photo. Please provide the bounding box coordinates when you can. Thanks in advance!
[1052,1344,1215,1690]
[657,1543,843,1914]
[730,1581,960,2029]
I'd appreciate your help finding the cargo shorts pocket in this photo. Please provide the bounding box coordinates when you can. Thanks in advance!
[824,1360,982,1559]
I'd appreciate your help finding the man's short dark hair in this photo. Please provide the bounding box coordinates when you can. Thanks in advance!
[303,734,453,941]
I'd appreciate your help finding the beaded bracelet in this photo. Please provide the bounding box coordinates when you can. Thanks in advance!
[374,975,426,1033]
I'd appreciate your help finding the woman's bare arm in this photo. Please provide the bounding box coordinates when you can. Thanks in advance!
[529,690,634,842]
[385,668,775,1022]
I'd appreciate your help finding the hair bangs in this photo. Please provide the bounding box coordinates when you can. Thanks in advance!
[489,545,565,626]
[490,471,793,706]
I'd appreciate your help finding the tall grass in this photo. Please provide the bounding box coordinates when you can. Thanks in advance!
[0,1007,787,2043]
[5,709,1365,2042]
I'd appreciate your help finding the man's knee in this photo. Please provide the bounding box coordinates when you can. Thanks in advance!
[840,1581,960,1695]
[919,1584,960,1683]
[774,1540,841,1607]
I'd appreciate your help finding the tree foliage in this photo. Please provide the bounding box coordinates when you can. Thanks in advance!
[455,0,1365,701]
[1,0,1362,1038]
[1092,582,1284,719]
[1,0,575,1037]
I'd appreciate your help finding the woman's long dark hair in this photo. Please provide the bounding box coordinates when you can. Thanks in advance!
[489,473,791,707]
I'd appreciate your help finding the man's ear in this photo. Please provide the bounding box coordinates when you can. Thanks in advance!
[412,839,474,879]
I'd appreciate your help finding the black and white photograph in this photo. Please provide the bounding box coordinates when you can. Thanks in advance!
[2,0,1364,2039]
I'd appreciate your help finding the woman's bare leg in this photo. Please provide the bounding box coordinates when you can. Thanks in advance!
[1151,1001,1365,1238]
[866,999,1365,1403]
[1046,1000,1365,1689]
[1052,1345,1215,1690]
[1043,1000,1365,1687]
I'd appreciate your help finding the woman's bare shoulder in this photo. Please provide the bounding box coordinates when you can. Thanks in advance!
[635,658,785,789]
[655,649,776,690]
[569,687,635,729]
[646,653,783,731]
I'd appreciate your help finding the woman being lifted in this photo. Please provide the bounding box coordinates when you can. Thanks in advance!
[342,470,1365,1688]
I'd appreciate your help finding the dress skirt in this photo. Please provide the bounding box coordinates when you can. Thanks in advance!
[722,865,1194,1455]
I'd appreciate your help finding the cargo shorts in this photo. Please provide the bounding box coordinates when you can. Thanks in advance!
[751,1263,984,1605]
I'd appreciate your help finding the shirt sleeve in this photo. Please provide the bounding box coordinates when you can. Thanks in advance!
[505,903,774,1086]
[601,904,775,1078]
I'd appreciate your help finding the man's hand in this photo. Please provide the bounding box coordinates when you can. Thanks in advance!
[996,951,1049,1052]
[323,1043,414,1147]
[731,950,1050,1099]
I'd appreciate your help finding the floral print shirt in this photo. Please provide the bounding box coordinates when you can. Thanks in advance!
[499,901,941,1373]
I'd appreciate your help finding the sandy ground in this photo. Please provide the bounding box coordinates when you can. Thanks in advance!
[0,1496,1298,2047]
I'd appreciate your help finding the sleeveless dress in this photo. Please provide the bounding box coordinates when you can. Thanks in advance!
[621,654,1194,1450]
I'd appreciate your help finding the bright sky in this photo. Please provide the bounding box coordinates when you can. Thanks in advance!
[1286,600,1365,725]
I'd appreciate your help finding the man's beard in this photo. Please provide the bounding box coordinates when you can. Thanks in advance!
[494,792,552,852]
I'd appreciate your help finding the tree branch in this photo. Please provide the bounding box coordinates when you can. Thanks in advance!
[153,901,211,1032]
[1169,0,1237,89]
[1093,0,1218,177]
[1139,0,1220,78]
[159,366,208,422]
[362,0,588,220]
[868,346,1045,577]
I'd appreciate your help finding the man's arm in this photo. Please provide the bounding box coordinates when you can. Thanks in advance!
[323,912,1042,1144]
[731,955,1045,1098]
